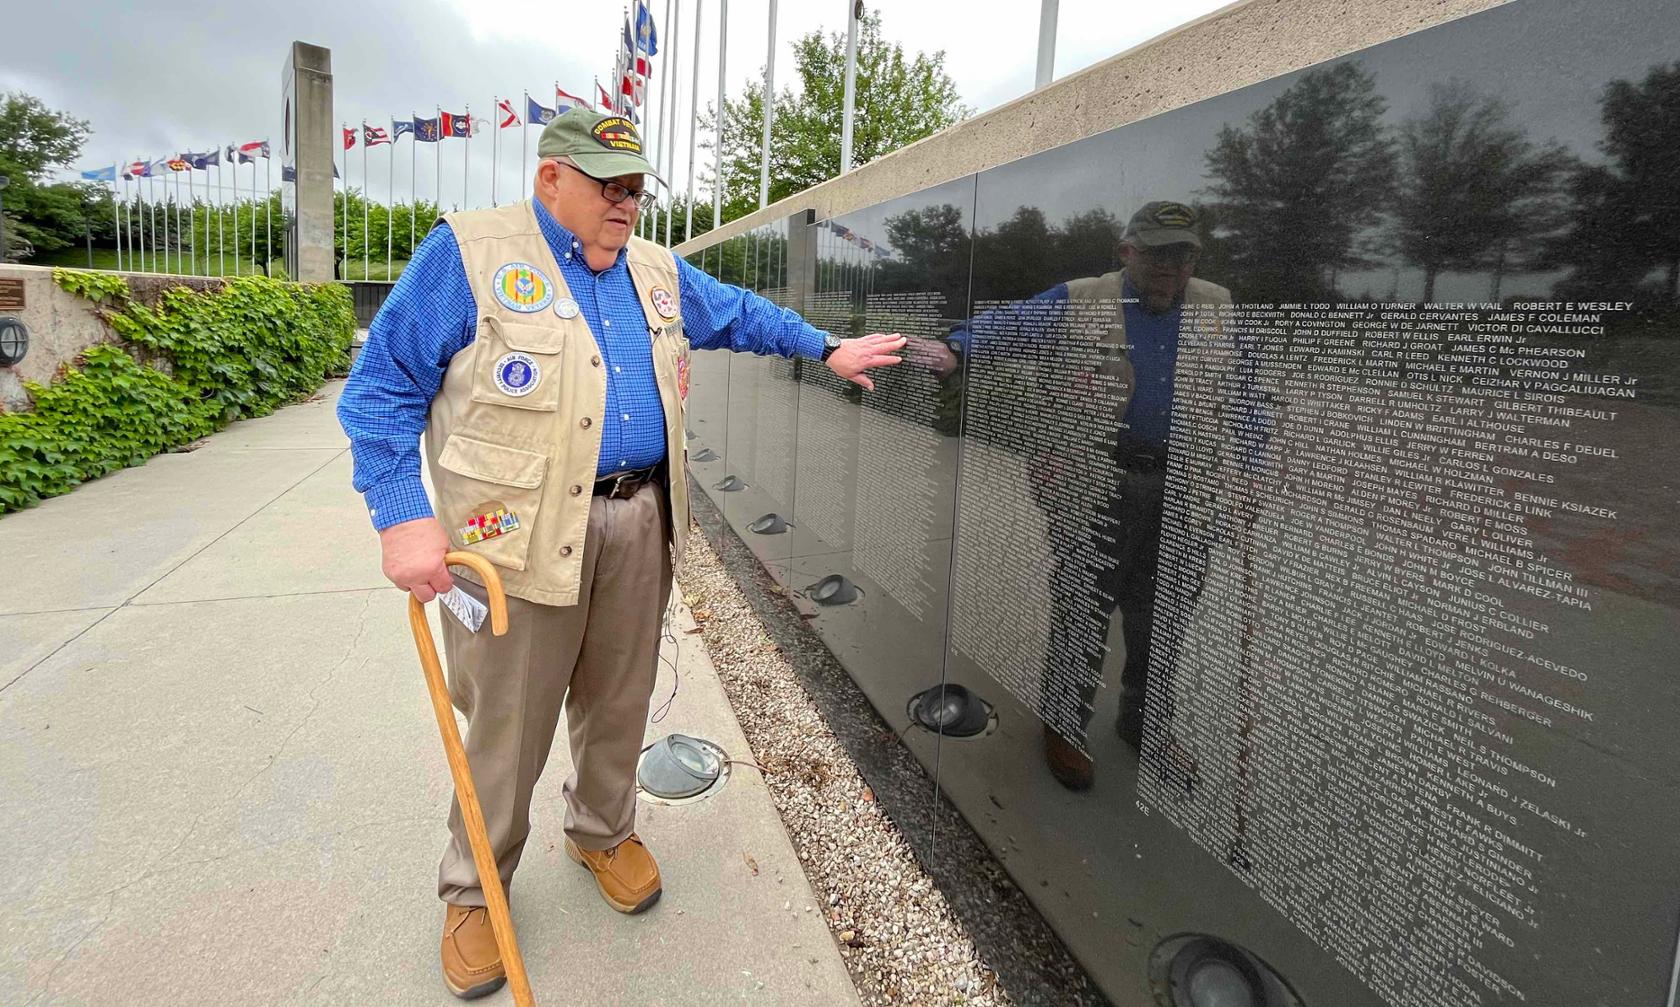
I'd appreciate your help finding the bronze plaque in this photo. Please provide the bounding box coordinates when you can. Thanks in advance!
[0,278,23,312]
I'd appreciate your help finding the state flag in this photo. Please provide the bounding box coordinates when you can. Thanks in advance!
[80,165,116,181]
[597,82,613,110]
[238,139,269,157]
[342,127,356,150]
[226,144,254,165]
[188,149,220,170]
[167,157,190,172]
[527,97,556,125]
[363,124,392,146]
[441,111,472,138]
[393,120,414,140]
[635,1,658,55]
[556,86,588,110]
[414,117,442,143]
[497,97,521,129]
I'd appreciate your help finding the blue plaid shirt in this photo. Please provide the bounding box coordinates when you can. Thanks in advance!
[338,200,827,530]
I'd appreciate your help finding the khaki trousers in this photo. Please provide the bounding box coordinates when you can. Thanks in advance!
[437,481,672,907]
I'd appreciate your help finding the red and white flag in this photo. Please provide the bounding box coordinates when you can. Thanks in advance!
[597,81,613,110]
[557,86,589,111]
[497,97,521,129]
[362,124,391,147]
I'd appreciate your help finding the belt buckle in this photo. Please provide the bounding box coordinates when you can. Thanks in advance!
[610,472,632,499]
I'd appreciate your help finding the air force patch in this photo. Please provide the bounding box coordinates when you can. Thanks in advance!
[493,352,541,396]
[492,262,555,313]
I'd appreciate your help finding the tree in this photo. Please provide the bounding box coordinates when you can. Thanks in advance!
[699,10,970,228]
[1548,62,1680,303]
[1392,81,1573,302]
[1201,63,1396,303]
[0,92,102,258]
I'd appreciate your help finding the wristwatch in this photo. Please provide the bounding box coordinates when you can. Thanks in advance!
[820,332,843,362]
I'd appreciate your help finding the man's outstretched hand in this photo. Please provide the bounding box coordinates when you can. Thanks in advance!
[379,517,453,603]
[825,332,907,392]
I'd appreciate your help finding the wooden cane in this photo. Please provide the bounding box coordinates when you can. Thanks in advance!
[407,552,535,1007]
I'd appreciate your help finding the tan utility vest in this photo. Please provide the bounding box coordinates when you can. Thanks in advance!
[424,201,691,607]
[1062,268,1233,422]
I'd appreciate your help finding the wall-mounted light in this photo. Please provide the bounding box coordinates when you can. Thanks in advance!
[0,316,28,368]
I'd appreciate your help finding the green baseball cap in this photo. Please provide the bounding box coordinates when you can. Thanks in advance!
[1122,200,1202,248]
[536,107,665,186]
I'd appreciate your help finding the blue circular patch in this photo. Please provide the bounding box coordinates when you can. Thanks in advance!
[493,352,541,397]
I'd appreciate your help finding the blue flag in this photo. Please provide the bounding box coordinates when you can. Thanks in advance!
[80,165,117,181]
[188,149,220,170]
[393,119,414,140]
[414,116,441,143]
[635,1,658,55]
[526,97,557,125]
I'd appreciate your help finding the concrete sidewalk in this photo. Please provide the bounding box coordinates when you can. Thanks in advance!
[0,383,859,1006]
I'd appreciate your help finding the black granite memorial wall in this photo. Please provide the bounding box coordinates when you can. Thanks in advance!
[686,0,1680,1002]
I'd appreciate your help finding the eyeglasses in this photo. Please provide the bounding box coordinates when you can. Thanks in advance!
[555,159,657,212]
[1137,244,1199,268]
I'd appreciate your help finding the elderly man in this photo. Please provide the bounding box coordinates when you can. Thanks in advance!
[337,108,904,998]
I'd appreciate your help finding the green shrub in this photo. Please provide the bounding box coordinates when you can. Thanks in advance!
[0,271,353,513]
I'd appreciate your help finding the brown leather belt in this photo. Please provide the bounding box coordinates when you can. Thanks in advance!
[594,464,661,499]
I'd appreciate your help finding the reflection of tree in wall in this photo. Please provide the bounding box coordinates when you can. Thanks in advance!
[1202,63,1396,303]
[1547,62,1680,304]
[877,202,970,311]
[1392,81,1574,303]
[966,206,1120,300]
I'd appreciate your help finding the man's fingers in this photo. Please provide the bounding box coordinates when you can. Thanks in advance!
[429,566,455,598]
[850,373,876,392]
[412,583,439,604]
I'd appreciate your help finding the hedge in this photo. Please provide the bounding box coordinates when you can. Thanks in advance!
[0,270,354,513]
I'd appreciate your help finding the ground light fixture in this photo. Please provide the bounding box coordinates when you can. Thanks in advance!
[1148,934,1304,1007]
[906,683,994,738]
[748,513,789,534]
[637,733,731,804]
[692,448,720,462]
[714,475,746,491]
[805,573,860,605]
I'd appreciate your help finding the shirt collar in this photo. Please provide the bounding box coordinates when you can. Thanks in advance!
[532,198,627,272]
[1122,272,1184,317]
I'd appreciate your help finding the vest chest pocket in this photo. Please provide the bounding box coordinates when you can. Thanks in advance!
[472,316,571,412]
[436,435,548,572]
[651,318,691,406]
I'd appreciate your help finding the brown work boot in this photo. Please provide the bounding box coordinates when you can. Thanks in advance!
[440,903,506,1000]
[1043,726,1094,791]
[566,833,663,913]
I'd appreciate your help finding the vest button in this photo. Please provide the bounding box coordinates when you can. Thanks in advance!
[570,484,583,495]
[591,355,601,367]
[560,545,573,557]
[580,417,592,428]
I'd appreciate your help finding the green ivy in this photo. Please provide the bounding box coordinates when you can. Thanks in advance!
[0,270,353,514]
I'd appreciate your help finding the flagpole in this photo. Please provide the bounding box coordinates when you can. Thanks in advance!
[411,112,418,256]
[759,0,776,211]
[232,151,240,275]
[174,167,183,274]
[663,0,679,245]
[216,154,225,275]
[186,165,195,275]
[651,1,670,241]
[339,125,348,278]
[362,120,370,280]
[387,126,395,278]
[141,172,150,272]
[435,106,443,216]
[264,143,272,276]
[522,92,530,203]
[491,95,499,208]
[462,105,471,210]
[842,0,858,174]
[686,0,702,239]
[713,0,727,229]
[111,159,122,271]
[161,168,170,272]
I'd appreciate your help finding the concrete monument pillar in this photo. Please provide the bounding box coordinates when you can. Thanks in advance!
[281,42,334,281]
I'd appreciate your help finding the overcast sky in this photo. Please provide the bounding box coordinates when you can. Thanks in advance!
[5,0,1232,208]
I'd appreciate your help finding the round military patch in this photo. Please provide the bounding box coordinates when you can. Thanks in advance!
[493,352,541,397]
[650,286,678,320]
[492,262,555,313]
[554,296,580,319]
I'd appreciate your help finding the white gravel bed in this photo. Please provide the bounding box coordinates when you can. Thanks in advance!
[677,537,1012,1007]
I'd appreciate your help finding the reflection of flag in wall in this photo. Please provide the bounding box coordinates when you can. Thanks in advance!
[363,124,391,146]
[526,97,556,125]
[497,97,521,128]
[414,116,441,142]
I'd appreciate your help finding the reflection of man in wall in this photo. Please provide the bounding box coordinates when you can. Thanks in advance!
[1036,201,1231,790]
